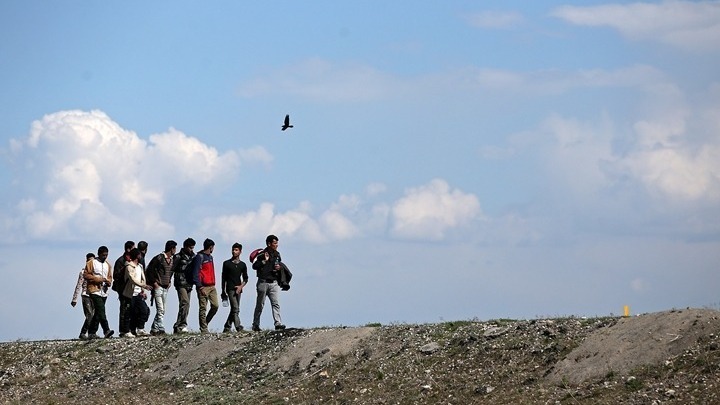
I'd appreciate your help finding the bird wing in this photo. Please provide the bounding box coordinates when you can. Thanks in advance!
[284,114,290,126]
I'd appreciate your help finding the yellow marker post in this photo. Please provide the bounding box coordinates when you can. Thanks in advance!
[623,305,630,317]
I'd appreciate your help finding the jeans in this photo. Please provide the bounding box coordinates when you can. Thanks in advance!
[151,286,169,332]
[119,295,132,334]
[223,289,243,331]
[130,295,150,332]
[88,294,110,335]
[253,280,282,328]
[173,287,192,332]
[198,286,219,332]
[80,295,94,335]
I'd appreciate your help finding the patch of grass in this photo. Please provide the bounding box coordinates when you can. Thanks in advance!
[624,376,643,391]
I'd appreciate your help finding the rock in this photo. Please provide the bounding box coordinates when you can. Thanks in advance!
[419,342,440,354]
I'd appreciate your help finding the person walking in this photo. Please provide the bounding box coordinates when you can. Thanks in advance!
[251,235,286,331]
[71,252,96,340]
[113,241,134,338]
[171,238,195,334]
[146,240,177,335]
[83,246,115,339]
[123,247,152,337]
[191,238,219,333]
[221,243,248,332]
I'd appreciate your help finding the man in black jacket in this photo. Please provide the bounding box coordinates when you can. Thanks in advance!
[221,243,249,332]
[251,235,286,331]
[171,238,195,334]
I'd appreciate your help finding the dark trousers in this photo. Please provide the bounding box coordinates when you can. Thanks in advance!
[224,289,242,331]
[130,295,150,332]
[79,295,94,335]
[88,295,110,334]
[173,287,191,331]
[119,295,132,334]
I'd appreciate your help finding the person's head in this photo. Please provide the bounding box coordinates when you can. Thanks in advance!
[124,240,135,253]
[231,242,242,258]
[164,240,177,254]
[137,240,148,254]
[182,237,196,254]
[86,252,95,261]
[203,238,215,254]
[128,247,141,262]
[265,234,279,251]
[97,246,109,262]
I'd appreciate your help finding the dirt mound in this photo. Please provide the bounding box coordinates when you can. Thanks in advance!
[548,308,720,384]
[272,327,375,373]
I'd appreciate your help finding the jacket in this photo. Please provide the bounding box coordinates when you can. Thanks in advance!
[123,261,148,299]
[191,251,216,288]
[172,250,195,289]
[252,249,292,290]
[83,258,112,296]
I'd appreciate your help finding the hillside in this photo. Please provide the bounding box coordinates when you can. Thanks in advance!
[1,308,719,404]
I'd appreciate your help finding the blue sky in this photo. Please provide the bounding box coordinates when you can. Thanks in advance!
[1,1,719,341]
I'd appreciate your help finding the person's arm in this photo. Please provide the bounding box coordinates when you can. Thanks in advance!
[191,254,202,288]
[83,260,102,283]
[71,271,83,306]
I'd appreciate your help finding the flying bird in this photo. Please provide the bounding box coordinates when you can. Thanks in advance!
[281,114,293,131]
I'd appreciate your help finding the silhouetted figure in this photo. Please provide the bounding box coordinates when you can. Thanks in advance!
[281,114,293,131]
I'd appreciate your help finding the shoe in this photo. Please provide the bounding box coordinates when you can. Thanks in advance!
[150,330,166,336]
[87,334,100,340]
[135,329,150,336]
[252,325,261,332]
[120,332,135,338]
[104,330,115,338]
[275,324,286,330]
[236,325,244,332]
[78,334,88,340]
[222,328,232,333]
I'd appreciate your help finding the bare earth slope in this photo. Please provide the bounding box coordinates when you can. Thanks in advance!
[1,308,718,404]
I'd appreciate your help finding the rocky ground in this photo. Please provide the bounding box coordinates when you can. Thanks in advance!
[1,308,719,404]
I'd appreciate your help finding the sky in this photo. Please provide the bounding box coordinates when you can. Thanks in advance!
[0,1,719,342]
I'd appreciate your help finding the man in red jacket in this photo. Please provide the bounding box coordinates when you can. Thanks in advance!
[191,238,219,333]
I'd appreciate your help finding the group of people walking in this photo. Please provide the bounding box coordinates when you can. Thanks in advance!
[70,234,290,339]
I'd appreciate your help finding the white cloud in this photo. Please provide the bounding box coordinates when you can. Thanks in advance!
[6,110,240,241]
[390,179,481,240]
[464,11,525,29]
[553,1,720,52]
[237,145,273,168]
[204,201,355,244]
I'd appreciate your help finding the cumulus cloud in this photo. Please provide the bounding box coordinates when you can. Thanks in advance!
[202,201,357,244]
[390,179,482,240]
[6,110,240,241]
[552,1,720,52]
[464,11,525,29]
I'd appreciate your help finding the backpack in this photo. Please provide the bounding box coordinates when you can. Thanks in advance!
[111,256,127,293]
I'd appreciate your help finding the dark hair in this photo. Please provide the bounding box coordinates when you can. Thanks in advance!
[265,234,278,246]
[137,240,148,252]
[124,240,135,252]
[86,252,95,260]
[183,238,196,249]
[128,248,141,261]
[203,238,215,250]
[97,246,109,255]
[232,242,242,250]
[164,240,177,252]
